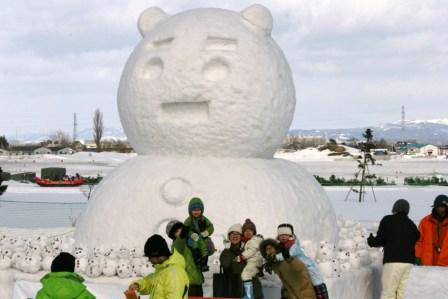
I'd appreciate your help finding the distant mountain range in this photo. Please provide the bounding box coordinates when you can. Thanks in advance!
[7,127,126,144]
[5,118,448,145]
[290,119,448,145]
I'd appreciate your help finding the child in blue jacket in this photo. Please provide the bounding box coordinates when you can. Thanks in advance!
[276,223,329,299]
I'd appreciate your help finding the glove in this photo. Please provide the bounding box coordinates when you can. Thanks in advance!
[201,231,209,238]
[280,246,290,260]
[191,233,199,242]
[198,220,207,232]
[415,257,421,265]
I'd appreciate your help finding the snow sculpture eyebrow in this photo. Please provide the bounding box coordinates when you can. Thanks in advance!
[204,36,238,51]
[152,37,174,48]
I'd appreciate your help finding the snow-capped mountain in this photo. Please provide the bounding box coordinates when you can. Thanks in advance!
[290,118,448,145]
[6,127,127,144]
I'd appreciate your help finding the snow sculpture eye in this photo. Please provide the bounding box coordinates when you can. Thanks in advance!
[203,59,230,81]
[143,57,164,80]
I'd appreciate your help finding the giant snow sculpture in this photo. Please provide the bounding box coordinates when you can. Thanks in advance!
[74,4,338,248]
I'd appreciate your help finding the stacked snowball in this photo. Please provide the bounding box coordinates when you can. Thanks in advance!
[0,219,382,279]
[300,218,383,279]
[0,234,153,278]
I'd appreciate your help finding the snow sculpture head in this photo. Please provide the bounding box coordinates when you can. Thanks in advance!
[118,4,295,158]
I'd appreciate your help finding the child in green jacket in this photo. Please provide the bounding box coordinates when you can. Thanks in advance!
[184,197,215,272]
[36,252,95,299]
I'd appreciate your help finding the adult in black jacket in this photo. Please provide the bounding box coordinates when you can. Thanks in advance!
[217,224,263,299]
[367,199,420,299]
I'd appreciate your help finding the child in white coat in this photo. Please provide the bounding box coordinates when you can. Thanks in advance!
[237,219,264,299]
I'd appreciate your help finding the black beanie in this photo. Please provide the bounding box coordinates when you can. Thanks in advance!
[51,252,75,272]
[433,194,448,208]
[392,199,410,215]
[144,234,171,258]
[166,220,184,240]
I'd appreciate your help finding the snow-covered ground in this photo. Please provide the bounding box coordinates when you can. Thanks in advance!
[1,151,447,298]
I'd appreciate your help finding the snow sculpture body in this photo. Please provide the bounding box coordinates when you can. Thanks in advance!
[75,4,338,248]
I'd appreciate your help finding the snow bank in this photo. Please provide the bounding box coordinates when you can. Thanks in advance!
[275,148,336,162]
[404,266,448,299]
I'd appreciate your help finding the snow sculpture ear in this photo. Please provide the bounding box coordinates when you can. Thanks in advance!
[138,7,169,37]
[241,4,273,36]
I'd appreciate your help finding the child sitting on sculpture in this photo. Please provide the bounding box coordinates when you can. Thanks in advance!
[184,197,215,272]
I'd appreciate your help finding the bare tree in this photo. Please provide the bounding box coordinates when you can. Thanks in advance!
[93,108,103,151]
[49,130,71,147]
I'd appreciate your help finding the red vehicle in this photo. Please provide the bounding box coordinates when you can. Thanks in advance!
[34,176,86,187]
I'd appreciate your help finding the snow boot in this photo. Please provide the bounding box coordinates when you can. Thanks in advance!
[242,280,254,299]
[201,256,209,272]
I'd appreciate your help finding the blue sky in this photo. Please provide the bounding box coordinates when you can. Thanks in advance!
[1,0,447,138]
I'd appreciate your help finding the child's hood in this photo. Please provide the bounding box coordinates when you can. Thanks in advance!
[188,197,204,216]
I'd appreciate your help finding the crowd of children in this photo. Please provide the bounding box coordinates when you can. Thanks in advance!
[33,194,448,299]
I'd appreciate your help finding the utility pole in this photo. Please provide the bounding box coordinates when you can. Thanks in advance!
[73,113,78,143]
[401,105,406,142]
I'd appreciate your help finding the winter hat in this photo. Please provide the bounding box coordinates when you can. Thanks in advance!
[188,197,204,214]
[259,238,279,259]
[433,194,448,208]
[166,220,184,240]
[242,219,257,234]
[144,234,171,258]
[277,223,294,237]
[51,252,75,272]
[227,223,243,236]
[392,199,410,215]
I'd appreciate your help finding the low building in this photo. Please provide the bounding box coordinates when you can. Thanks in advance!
[439,146,448,156]
[420,144,439,157]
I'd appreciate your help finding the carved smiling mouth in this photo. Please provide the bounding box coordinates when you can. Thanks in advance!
[160,101,210,122]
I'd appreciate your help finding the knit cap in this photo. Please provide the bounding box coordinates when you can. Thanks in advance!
[227,223,243,236]
[242,219,257,234]
[392,199,410,215]
[166,220,184,240]
[277,223,294,237]
[51,252,75,273]
[144,234,171,258]
[433,194,448,208]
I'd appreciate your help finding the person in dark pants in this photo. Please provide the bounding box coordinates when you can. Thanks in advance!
[219,223,263,299]
[166,220,204,296]
[367,199,420,299]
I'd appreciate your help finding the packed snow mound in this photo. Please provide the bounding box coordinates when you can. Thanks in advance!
[68,152,135,163]
[75,156,338,248]
[276,148,336,161]
[276,147,359,162]
[1,219,382,299]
